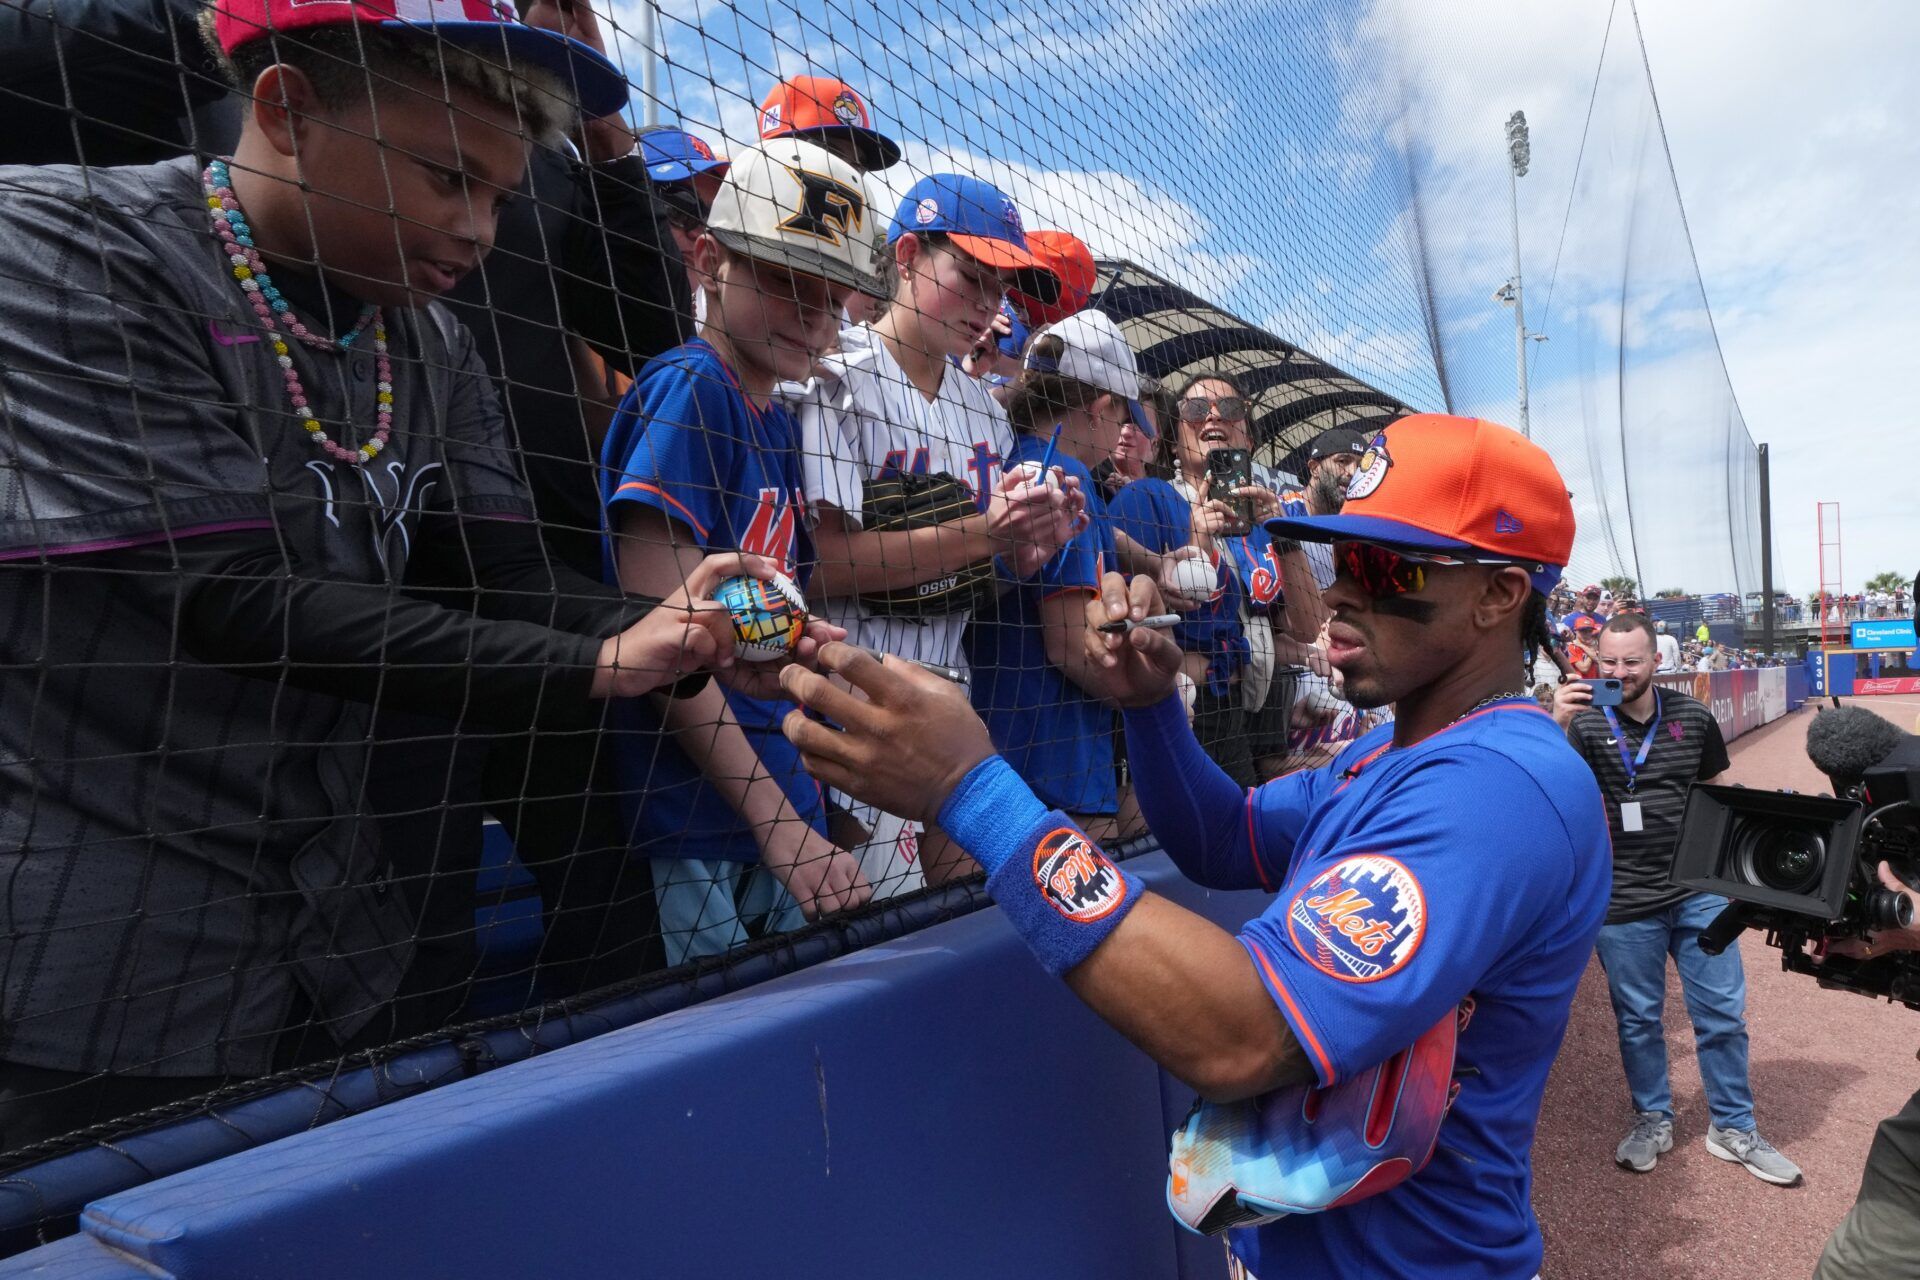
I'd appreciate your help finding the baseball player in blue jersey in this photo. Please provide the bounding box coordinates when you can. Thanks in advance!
[777,414,1611,1279]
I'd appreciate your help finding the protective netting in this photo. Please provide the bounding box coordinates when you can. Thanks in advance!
[0,0,1762,1247]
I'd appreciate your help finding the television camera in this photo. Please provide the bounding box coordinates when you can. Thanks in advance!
[1670,707,1920,1009]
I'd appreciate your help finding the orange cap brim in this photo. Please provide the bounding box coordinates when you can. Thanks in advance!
[947,234,1061,304]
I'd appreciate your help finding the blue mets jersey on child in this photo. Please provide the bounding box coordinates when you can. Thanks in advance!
[1141,696,1609,1278]
[1107,477,1248,695]
[966,439,1118,815]
[599,338,826,861]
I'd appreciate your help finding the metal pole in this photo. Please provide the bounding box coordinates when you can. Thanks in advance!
[1758,443,1775,655]
[1503,111,1532,437]
[1507,164,1530,437]
[640,0,659,127]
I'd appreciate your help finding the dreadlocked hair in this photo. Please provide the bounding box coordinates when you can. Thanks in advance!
[1521,590,1555,670]
[203,16,576,146]
[1003,333,1106,437]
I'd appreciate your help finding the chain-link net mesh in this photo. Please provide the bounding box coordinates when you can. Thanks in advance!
[0,0,1761,1251]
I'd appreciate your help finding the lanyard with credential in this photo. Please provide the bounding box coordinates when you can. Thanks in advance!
[1601,690,1661,794]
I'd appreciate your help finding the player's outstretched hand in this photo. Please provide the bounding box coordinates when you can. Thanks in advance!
[1084,570,1184,708]
[780,642,994,827]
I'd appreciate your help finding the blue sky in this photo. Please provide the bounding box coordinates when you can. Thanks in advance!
[599,0,1918,601]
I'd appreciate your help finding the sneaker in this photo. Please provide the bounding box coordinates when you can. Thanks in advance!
[1616,1111,1673,1172]
[1705,1125,1803,1186]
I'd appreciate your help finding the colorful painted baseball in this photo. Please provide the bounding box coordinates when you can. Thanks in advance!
[715,572,808,662]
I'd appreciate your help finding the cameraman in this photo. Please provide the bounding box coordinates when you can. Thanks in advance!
[1815,861,1920,1279]
[1553,613,1803,1185]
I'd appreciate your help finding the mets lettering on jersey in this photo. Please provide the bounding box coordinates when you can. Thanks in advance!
[1287,855,1426,983]
[1033,827,1128,922]
[739,486,802,572]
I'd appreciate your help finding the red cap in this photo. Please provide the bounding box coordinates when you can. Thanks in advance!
[211,0,630,118]
[1580,583,1602,595]
[1264,414,1576,593]
[758,75,901,171]
[1011,230,1096,326]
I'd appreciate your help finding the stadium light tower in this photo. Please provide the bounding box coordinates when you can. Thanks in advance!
[639,0,660,126]
[1497,110,1545,437]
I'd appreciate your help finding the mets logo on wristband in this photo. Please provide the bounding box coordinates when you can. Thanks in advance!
[1286,855,1426,983]
[1033,828,1127,922]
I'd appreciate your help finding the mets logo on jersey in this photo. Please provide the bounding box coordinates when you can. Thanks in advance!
[1286,855,1426,983]
[777,165,866,246]
[1033,827,1127,922]
[1345,432,1392,501]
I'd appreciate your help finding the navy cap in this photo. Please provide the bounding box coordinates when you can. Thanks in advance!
[995,297,1032,360]
[638,127,730,185]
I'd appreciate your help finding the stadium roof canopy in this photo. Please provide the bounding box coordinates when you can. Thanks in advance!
[1089,258,1417,479]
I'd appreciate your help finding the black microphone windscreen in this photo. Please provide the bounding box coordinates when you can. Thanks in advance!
[1805,706,1907,785]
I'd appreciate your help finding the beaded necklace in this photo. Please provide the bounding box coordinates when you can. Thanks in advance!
[203,160,393,466]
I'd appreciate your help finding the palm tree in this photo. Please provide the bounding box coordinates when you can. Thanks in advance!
[1600,575,1639,600]
[1866,571,1910,594]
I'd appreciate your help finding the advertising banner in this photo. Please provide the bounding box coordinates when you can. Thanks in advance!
[1849,619,1919,650]
[1759,667,1787,723]
[1855,676,1920,696]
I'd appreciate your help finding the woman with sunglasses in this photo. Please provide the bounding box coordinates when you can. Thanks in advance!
[1109,374,1295,786]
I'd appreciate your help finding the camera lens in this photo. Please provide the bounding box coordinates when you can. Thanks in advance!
[1864,887,1916,933]
[1734,824,1827,895]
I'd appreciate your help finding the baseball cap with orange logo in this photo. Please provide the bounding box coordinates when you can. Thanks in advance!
[758,75,902,172]
[1010,229,1097,326]
[1263,413,1575,594]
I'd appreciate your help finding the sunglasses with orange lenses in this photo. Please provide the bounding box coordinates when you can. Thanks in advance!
[1333,541,1538,599]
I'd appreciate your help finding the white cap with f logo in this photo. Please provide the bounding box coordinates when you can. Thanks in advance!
[704,138,881,295]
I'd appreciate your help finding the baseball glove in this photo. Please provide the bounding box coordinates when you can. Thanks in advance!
[1167,998,1474,1235]
[856,471,1000,619]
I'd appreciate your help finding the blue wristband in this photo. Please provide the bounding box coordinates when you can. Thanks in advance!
[937,754,1049,877]
[939,756,1142,976]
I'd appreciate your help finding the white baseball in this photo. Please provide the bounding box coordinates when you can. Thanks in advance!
[1165,554,1218,604]
[1011,460,1062,491]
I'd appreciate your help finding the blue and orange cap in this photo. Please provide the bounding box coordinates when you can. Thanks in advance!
[888,174,1060,305]
[1263,413,1575,594]
[638,127,729,184]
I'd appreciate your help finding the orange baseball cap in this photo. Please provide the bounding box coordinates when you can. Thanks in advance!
[758,75,901,172]
[1010,230,1096,325]
[1264,413,1576,593]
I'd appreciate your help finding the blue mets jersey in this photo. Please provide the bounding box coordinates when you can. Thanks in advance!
[1222,524,1286,614]
[1226,701,1609,1278]
[599,339,825,863]
[966,439,1118,815]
